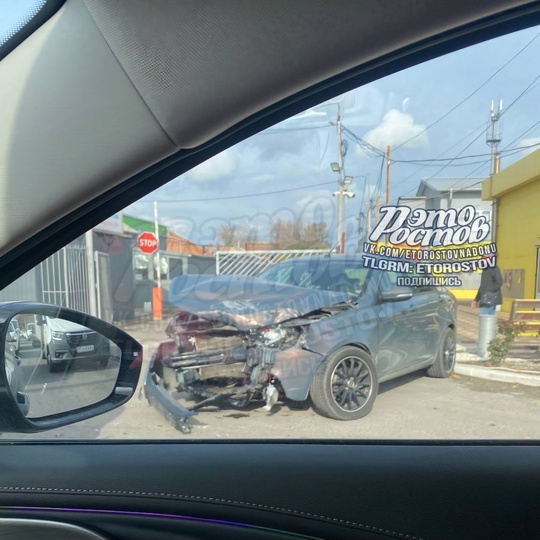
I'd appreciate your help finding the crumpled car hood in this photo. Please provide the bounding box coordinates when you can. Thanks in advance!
[168,274,351,331]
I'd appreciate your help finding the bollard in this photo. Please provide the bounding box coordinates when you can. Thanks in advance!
[477,314,497,359]
[152,287,163,321]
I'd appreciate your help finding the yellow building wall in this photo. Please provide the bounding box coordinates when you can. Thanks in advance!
[495,179,540,312]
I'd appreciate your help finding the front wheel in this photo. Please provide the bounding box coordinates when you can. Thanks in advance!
[310,346,378,421]
[426,327,456,378]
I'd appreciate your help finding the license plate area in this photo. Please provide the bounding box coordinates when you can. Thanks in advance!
[76,345,94,353]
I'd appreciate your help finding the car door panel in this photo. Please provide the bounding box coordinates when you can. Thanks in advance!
[375,272,426,374]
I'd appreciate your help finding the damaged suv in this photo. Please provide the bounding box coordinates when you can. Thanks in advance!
[145,256,456,430]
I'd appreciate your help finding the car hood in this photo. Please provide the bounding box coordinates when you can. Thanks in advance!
[45,318,93,333]
[168,274,351,331]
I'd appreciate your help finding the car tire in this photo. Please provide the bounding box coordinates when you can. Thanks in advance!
[46,349,60,373]
[99,357,109,368]
[310,346,378,421]
[426,327,456,378]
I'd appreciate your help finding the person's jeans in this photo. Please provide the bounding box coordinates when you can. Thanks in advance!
[480,306,496,315]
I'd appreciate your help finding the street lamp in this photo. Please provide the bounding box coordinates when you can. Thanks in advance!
[331,162,340,172]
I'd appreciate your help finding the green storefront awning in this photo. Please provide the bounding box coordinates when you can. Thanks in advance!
[123,214,168,237]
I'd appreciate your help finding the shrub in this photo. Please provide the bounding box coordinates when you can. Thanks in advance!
[487,319,525,364]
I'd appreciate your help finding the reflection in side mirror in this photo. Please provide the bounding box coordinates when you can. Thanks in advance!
[9,315,121,418]
[0,303,142,432]
[380,286,414,303]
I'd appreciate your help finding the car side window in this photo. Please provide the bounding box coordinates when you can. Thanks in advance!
[3,19,540,440]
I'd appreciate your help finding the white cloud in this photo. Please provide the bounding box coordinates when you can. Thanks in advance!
[358,109,428,155]
[188,149,238,183]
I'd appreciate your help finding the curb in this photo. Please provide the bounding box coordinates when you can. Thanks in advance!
[455,363,540,387]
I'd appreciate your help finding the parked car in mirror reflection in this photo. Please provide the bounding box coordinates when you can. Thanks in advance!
[145,255,457,428]
[38,317,112,373]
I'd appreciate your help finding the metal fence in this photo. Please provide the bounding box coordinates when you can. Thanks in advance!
[215,249,327,276]
[39,242,90,313]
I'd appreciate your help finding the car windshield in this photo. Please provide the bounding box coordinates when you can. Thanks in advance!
[258,258,368,295]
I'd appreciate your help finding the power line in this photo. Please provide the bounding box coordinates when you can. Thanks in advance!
[395,74,540,203]
[340,125,386,158]
[396,128,488,200]
[261,124,331,133]
[390,122,487,189]
[390,140,540,164]
[392,31,540,151]
[146,180,337,203]
[501,119,540,150]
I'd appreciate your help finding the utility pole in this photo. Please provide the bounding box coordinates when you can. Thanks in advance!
[336,103,345,253]
[331,104,354,253]
[153,201,162,320]
[385,145,391,205]
[154,201,162,290]
[487,100,502,176]
[366,200,372,239]
[85,230,98,317]
[486,100,502,242]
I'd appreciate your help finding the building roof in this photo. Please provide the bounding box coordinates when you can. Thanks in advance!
[416,178,484,196]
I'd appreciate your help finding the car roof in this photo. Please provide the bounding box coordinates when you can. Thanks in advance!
[271,255,365,264]
[1,0,538,285]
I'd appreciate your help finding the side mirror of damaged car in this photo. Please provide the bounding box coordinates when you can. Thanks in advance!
[0,302,142,433]
[380,286,414,303]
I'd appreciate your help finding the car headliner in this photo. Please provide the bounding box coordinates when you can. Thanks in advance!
[1,0,539,286]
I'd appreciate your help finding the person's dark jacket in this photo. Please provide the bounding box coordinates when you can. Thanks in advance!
[475,265,503,306]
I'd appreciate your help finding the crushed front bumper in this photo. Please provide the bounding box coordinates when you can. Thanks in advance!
[143,368,197,433]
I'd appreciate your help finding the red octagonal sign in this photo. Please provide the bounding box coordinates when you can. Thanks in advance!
[137,231,158,254]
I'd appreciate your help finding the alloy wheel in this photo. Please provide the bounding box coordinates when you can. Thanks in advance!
[330,356,373,412]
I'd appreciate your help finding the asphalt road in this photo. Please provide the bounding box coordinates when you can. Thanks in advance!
[16,340,121,418]
[5,344,540,440]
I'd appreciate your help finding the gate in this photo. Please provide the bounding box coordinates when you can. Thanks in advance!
[215,249,327,276]
[39,241,90,313]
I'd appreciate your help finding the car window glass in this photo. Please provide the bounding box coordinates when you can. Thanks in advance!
[3,24,540,440]
[0,0,47,46]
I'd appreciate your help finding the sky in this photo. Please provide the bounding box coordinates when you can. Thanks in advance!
[3,3,540,251]
[127,23,540,251]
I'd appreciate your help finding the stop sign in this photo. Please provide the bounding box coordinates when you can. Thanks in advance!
[137,232,158,254]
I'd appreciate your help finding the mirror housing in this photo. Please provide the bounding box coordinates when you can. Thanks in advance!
[380,286,414,303]
[0,302,142,433]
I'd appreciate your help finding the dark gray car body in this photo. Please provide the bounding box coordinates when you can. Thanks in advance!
[146,256,457,420]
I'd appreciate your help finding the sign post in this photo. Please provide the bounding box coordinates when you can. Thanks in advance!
[137,230,162,320]
[137,231,158,255]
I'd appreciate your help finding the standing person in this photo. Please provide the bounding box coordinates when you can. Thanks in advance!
[471,255,503,315]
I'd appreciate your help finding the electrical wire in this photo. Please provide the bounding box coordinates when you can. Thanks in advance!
[392,31,540,151]
[392,122,487,190]
[147,180,338,203]
[391,141,540,164]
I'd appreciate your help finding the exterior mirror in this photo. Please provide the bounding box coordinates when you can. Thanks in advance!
[380,286,414,303]
[0,302,142,433]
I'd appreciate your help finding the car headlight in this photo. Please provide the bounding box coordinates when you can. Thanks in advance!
[52,331,64,341]
[258,325,306,349]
